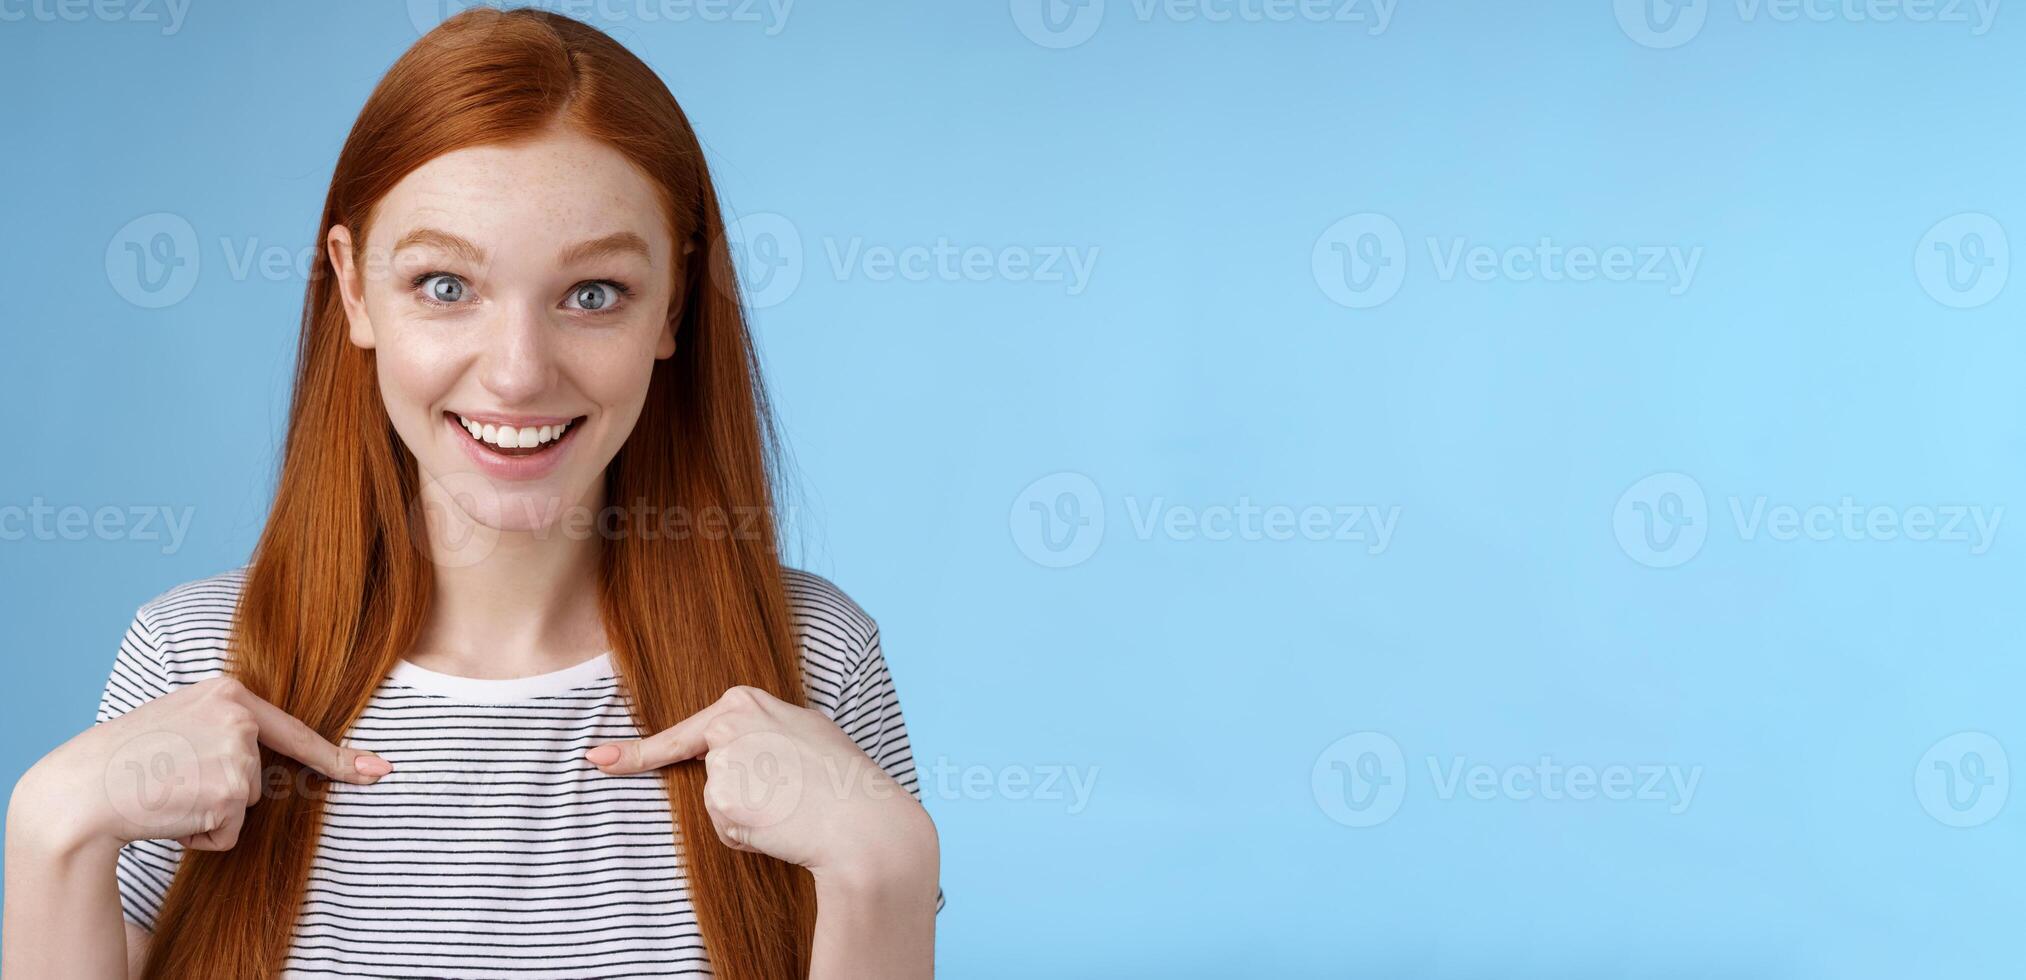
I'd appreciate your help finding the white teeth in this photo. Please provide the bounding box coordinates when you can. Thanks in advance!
[455,415,573,450]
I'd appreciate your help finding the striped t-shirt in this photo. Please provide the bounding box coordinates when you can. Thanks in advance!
[95,566,941,978]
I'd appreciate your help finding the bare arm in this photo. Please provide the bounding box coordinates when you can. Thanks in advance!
[3,769,132,980]
[809,848,940,980]
[588,685,942,979]
[3,678,391,979]
[3,823,157,980]
[124,924,150,980]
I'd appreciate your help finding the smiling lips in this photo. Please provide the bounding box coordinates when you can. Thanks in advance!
[443,410,585,482]
[451,413,579,459]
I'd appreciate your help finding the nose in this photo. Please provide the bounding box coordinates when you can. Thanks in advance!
[476,299,558,405]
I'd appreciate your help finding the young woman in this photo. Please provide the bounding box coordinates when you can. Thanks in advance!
[1,9,940,979]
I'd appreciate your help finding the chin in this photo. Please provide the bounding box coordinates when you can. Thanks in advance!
[483,487,580,534]
[414,465,587,537]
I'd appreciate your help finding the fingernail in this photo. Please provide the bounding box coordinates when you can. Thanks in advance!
[587,745,619,766]
[354,754,393,777]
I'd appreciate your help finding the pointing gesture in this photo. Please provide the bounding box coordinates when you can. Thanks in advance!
[587,685,937,885]
[13,675,394,856]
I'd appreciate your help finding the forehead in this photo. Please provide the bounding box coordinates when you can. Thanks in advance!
[369,127,671,255]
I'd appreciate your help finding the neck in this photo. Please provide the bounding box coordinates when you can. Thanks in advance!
[409,477,610,679]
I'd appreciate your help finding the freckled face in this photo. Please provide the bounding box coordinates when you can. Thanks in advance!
[327,127,679,532]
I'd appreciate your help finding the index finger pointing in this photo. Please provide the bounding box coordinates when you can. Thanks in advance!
[236,690,391,784]
[587,698,732,775]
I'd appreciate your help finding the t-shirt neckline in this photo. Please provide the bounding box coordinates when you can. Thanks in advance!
[388,651,616,703]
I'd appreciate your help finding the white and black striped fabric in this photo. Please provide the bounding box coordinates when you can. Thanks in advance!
[94,566,940,978]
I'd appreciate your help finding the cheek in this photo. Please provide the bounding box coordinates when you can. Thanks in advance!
[560,305,667,389]
[372,326,466,425]
[567,332,661,415]
[383,343,456,399]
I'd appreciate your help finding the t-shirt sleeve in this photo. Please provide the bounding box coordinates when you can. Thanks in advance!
[93,604,188,933]
[832,624,945,916]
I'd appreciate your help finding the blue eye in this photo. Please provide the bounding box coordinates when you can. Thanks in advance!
[567,281,627,311]
[416,273,467,304]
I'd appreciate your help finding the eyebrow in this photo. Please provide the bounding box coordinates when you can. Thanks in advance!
[389,228,653,266]
[392,228,486,266]
[557,231,653,266]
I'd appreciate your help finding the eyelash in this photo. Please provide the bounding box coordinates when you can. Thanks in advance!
[408,271,636,312]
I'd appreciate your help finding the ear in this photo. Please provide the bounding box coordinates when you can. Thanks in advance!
[657,237,697,361]
[326,225,376,351]
[655,304,679,360]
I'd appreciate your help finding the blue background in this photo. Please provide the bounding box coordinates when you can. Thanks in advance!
[4,1,2022,976]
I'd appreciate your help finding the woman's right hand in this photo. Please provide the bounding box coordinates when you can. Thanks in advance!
[8,676,393,857]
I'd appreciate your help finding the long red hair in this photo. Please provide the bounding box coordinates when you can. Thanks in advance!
[139,8,815,977]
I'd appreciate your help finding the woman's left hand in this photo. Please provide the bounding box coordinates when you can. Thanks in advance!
[585,685,937,888]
